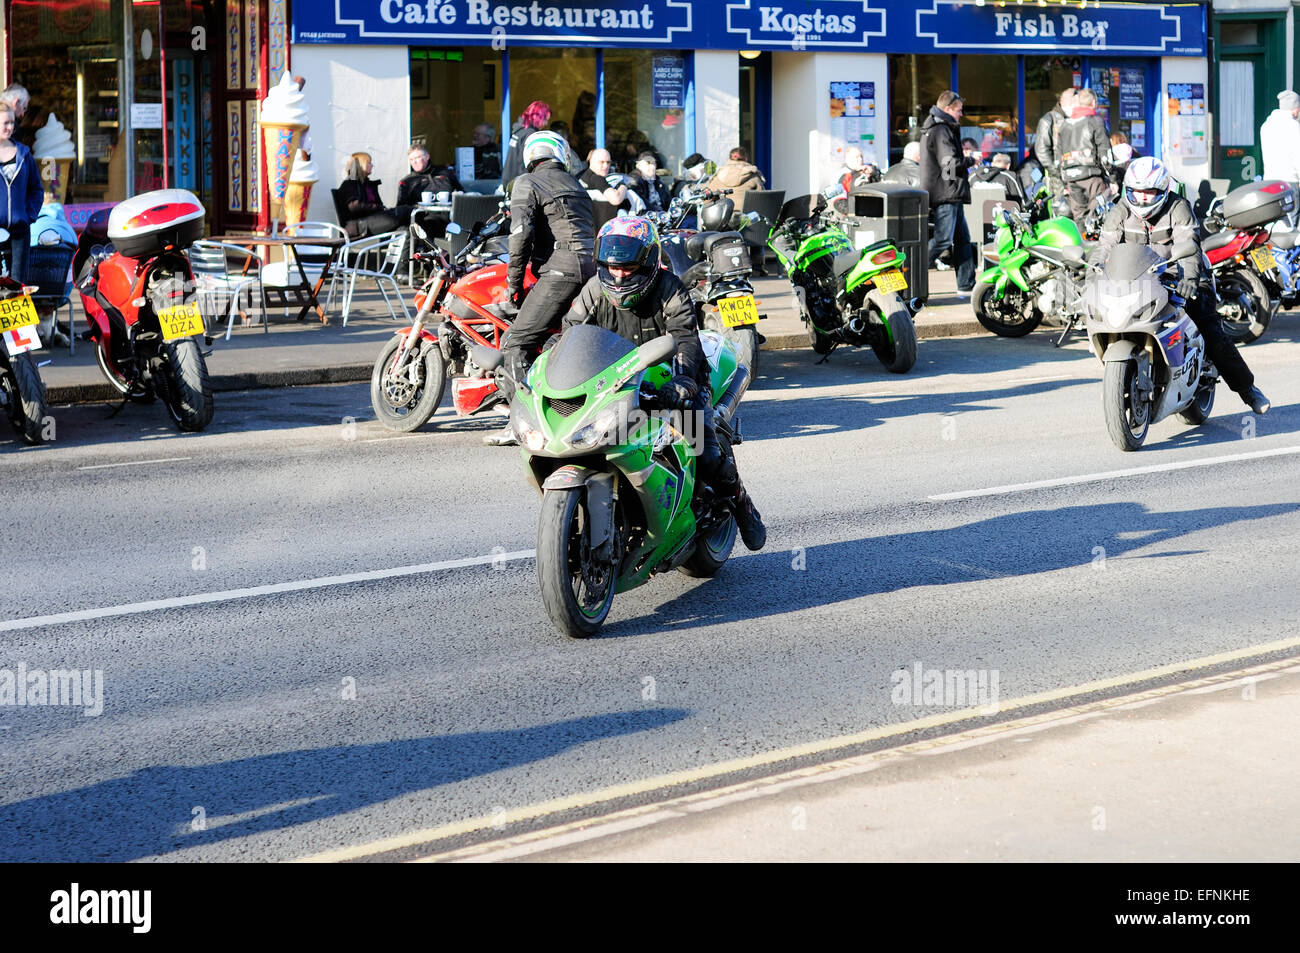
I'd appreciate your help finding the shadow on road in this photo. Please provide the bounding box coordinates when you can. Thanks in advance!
[602,500,1300,638]
[0,707,689,861]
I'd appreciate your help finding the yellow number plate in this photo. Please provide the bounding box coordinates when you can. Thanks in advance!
[874,269,908,293]
[1251,246,1277,272]
[717,294,759,328]
[0,294,39,333]
[157,302,204,341]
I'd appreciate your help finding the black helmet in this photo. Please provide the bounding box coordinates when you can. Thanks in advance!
[596,216,661,309]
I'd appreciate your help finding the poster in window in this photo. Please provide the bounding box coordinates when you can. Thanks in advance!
[652,56,685,109]
[1119,69,1145,121]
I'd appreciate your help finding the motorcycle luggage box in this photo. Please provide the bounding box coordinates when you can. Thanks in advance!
[1221,180,1295,229]
[706,232,751,277]
[108,189,205,258]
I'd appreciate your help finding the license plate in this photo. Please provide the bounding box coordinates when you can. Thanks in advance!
[0,294,39,334]
[875,268,908,293]
[1250,246,1277,273]
[157,302,204,341]
[717,294,759,328]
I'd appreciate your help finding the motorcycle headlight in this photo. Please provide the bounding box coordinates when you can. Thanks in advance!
[568,402,628,452]
[511,402,546,452]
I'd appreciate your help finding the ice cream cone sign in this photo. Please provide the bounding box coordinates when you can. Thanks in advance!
[286,150,319,225]
[259,72,310,224]
[34,113,76,203]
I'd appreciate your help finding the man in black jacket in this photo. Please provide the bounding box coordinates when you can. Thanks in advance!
[562,215,766,551]
[1056,87,1111,224]
[1035,88,1074,216]
[1090,156,1269,415]
[487,130,595,444]
[919,90,976,294]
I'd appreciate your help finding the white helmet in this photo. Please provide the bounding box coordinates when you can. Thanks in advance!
[1123,156,1171,219]
[521,130,569,172]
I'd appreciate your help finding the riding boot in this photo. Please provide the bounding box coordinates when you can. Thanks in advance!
[731,484,767,552]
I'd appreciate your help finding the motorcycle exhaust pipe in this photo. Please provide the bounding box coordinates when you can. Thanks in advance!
[714,364,751,426]
[847,315,867,336]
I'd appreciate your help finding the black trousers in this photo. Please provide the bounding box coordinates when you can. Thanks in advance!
[499,266,592,398]
[1188,288,1254,395]
[696,402,741,498]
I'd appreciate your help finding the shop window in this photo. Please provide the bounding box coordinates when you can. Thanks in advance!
[1219,61,1256,146]
[10,0,125,204]
[887,54,949,163]
[409,48,502,184]
[958,55,1018,161]
[1025,56,1079,152]
[602,50,686,174]
[506,48,597,166]
[1090,64,1150,153]
[1219,22,1260,48]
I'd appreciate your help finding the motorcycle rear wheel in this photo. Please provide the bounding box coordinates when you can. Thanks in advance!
[1215,268,1271,345]
[537,489,618,638]
[160,339,214,432]
[680,508,737,578]
[1177,378,1216,425]
[868,295,918,373]
[972,280,1043,338]
[702,311,761,381]
[370,336,447,432]
[1103,359,1150,451]
[2,353,48,444]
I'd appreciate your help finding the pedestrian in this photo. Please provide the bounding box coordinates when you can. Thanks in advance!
[1056,87,1110,224]
[919,90,977,296]
[0,102,44,292]
[500,100,552,188]
[578,148,630,209]
[336,152,410,239]
[1035,87,1075,216]
[971,152,1027,204]
[1260,90,1300,225]
[961,138,983,166]
[472,123,501,180]
[836,146,881,195]
[708,146,765,193]
[881,141,922,187]
[628,151,669,213]
[487,130,595,445]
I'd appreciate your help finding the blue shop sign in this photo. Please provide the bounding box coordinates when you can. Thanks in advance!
[292,1,1206,57]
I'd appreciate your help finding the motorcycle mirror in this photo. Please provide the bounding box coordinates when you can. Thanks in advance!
[0,228,9,244]
[745,210,761,224]
[634,334,677,373]
[445,222,463,235]
[412,224,429,240]
[470,345,504,373]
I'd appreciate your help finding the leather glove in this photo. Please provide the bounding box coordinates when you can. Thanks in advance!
[658,373,700,409]
[507,287,524,310]
[1174,276,1198,300]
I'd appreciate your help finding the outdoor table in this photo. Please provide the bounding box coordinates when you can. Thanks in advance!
[207,233,347,324]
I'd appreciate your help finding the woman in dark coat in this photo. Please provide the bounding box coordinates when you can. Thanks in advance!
[499,100,552,187]
[337,152,411,239]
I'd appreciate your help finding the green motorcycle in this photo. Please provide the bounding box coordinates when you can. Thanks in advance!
[768,192,918,373]
[474,324,751,638]
[973,188,1090,345]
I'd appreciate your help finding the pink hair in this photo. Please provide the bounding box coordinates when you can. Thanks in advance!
[521,100,552,129]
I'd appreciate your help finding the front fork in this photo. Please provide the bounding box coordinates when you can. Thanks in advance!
[390,272,444,375]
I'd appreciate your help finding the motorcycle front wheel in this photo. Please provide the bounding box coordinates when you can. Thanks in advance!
[537,489,619,639]
[2,353,48,444]
[972,280,1043,337]
[160,339,214,432]
[1215,268,1272,345]
[370,336,446,432]
[1103,359,1151,451]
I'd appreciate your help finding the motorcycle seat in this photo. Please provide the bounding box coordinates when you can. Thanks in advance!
[1271,229,1298,251]
[1201,231,1238,253]
[684,232,716,261]
[832,249,861,278]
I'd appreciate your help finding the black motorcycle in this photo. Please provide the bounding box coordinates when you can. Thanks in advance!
[0,229,49,445]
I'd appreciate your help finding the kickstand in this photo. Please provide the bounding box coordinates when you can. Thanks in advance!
[1053,317,1076,348]
[815,342,840,365]
[106,391,131,418]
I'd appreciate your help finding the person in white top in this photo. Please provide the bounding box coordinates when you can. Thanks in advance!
[1261,90,1300,227]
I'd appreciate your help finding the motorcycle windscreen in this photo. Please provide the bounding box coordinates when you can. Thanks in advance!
[544,322,637,392]
[774,194,820,228]
[1100,243,1168,280]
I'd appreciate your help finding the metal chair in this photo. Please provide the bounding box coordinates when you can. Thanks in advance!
[24,243,77,354]
[449,194,502,255]
[335,230,410,325]
[262,221,347,313]
[189,240,266,341]
[736,189,785,273]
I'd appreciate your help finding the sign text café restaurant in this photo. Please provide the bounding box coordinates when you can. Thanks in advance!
[289,0,1209,223]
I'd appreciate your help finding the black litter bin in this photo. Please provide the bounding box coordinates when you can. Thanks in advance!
[847,182,929,303]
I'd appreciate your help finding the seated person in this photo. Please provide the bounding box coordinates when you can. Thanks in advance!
[337,152,412,239]
[708,146,765,193]
[578,148,630,210]
[472,123,502,180]
[881,141,921,187]
[627,151,669,213]
[672,152,716,199]
[396,144,462,207]
[835,146,881,195]
[970,152,1027,204]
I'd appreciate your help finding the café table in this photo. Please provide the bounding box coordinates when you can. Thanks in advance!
[207,232,347,324]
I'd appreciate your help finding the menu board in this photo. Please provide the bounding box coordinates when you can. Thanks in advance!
[829,82,876,162]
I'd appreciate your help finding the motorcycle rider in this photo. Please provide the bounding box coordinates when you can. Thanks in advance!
[1056,87,1111,224]
[562,216,767,551]
[1090,156,1270,414]
[487,129,596,445]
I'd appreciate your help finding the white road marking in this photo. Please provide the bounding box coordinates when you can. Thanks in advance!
[929,444,1300,502]
[362,434,424,443]
[0,550,537,633]
[76,456,193,471]
[1005,374,1076,385]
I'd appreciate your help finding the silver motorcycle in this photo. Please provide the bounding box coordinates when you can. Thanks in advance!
[1078,241,1218,451]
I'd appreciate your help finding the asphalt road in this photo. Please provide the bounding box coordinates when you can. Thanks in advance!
[3,328,1299,861]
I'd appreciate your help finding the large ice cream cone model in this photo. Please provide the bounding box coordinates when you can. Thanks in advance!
[34,114,76,203]
[258,73,310,224]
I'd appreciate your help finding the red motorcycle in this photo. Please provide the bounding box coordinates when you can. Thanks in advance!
[370,208,536,431]
[73,189,214,431]
[1200,181,1294,344]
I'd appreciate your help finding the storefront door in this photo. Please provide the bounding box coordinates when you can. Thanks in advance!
[1213,14,1285,184]
[212,0,266,232]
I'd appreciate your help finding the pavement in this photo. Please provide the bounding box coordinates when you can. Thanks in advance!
[31,268,983,404]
